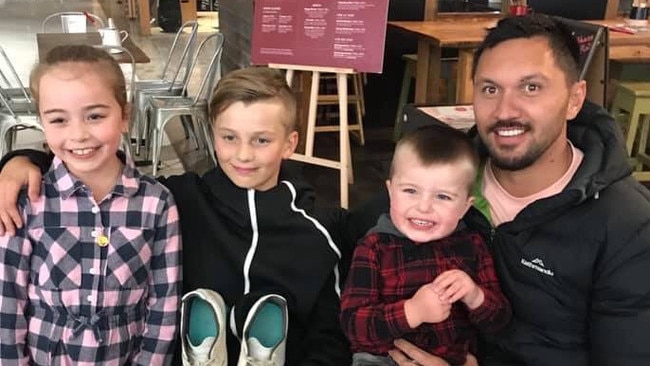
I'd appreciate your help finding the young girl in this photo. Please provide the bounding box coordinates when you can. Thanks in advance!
[0,45,181,364]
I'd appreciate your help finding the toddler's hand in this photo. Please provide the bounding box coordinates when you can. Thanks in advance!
[432,269,484,309]
[404,283,451,328]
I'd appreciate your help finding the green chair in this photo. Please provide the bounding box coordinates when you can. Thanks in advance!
[609,82,650,181]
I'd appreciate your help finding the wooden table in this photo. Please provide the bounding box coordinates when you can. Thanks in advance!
[609,45,650,63]
[587,20,650,47]
[389,17,496,104]
[586,19,650,64]
[36,33,150,63]
[390,17,650,105]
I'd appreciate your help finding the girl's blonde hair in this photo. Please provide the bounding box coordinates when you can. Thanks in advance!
[30,45,127,116]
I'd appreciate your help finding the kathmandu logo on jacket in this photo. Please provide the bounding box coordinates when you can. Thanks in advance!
[520,257,555,276]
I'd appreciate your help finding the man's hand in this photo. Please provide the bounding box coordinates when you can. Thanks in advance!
[389,339,478,366]
[0,156,42,236]
[404,283,451,328]
[432,269,484,310]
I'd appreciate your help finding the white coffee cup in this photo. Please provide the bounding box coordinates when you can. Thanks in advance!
[99,28,129,52]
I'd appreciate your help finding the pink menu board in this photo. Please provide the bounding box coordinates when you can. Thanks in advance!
[251,0,390,73]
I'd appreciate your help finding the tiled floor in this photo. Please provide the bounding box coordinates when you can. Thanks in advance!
[0,0,393,209]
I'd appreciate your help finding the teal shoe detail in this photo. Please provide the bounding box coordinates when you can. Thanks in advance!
[247,302,283,348]
[188,297,218,346]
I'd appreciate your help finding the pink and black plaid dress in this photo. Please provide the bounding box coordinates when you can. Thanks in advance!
[0,155,181,365]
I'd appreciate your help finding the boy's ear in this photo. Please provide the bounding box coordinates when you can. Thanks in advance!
[385,179,392,199]
[282,130,299,159]
[464,195,475,213]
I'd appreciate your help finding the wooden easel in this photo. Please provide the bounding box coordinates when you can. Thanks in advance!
[270,63,355,208]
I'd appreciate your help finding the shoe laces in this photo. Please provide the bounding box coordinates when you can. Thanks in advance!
[244,357,276,366]
[184,356,217,366]
[186,354,220,366]
[196,361,217,366]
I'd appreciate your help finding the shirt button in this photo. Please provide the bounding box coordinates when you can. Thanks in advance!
[97,235,109,247]
[87,295,93,303]
[91,206,100,214]
[91,230,99,238]
[89,268,96,275]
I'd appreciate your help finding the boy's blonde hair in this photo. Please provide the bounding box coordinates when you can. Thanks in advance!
[391,124,479,192]
[209,67,297,133]
[30,45,127,116]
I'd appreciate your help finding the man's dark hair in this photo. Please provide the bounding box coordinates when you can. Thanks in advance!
[472,14,581,84]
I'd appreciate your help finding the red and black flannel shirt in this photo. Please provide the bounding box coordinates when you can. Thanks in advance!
[341,226,511,365]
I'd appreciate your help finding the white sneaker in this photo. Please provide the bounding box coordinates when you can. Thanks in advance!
[181,289,228,366]
[185,335,216,364]
[235,294,288,366]
[247,337,273,360]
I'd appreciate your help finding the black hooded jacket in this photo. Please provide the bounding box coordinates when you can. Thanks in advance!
[160,165,353,365]
[465,101,650,366]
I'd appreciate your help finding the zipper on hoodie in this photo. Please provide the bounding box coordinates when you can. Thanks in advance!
[242,189,259,295]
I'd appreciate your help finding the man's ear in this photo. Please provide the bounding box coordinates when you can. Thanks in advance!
[566,80,587,121]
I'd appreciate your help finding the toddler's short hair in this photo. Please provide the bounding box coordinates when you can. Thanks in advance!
[391,124,479,192]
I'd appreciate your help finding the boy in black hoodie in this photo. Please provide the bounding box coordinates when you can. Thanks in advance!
[0,67,355,366]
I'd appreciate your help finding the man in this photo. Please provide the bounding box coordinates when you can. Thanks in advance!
[387,14,650,366]
[1,14,650,366]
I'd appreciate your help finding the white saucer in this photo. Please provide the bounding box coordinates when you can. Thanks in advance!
[624,18,649,27]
